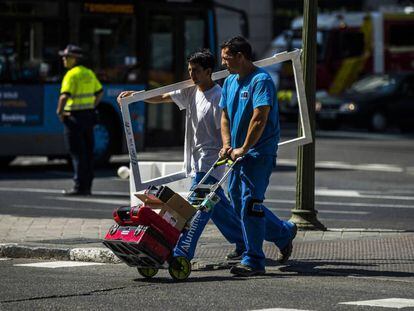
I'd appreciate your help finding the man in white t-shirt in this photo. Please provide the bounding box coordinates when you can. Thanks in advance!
[117,49,245,260]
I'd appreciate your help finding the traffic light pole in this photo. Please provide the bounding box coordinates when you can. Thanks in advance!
[290,0,326,230]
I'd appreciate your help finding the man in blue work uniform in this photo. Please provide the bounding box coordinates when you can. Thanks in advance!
[219,36,297,276]
[57,45,103,195]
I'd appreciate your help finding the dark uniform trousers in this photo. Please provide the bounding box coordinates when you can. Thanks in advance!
[63,110,95,192]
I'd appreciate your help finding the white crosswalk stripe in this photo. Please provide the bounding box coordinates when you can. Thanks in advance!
[339,298,414,309]
[251,309,313,311]
[14,261,105,268]
[277,159,405,173]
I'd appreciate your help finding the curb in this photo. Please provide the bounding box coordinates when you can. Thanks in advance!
[0,243,227,270]
[0,243,120,264]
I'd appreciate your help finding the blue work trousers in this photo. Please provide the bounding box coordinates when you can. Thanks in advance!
[228,154,295,270]
[173,172,242,259]
[174,168,294,261]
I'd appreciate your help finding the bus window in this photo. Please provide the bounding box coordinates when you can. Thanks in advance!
[0,1,61,83]
[71,5,138,83]
[146,14,175,145]
[184,17,206,71]
[148,14,174,88]
[146,11,209,147]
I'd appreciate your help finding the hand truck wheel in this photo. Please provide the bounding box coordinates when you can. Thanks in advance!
[137,267,158,278]
[168,256,191,281]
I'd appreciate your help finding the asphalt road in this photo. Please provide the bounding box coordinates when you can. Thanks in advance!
[0,129,413,230]
[1,129,414,311]
[1,257,413,311]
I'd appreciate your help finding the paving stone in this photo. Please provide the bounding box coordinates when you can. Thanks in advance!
[322,231,342,240]
[303,231,324,241]
[342,231,362,239]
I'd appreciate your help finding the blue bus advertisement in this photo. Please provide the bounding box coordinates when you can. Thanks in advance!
[0,83,145,165]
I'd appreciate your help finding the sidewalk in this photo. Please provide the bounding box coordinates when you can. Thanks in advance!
[1,214,413,278]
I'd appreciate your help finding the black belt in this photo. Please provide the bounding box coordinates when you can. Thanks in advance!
[64,109,95,115]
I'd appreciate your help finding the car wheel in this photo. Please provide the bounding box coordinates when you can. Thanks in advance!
[370,111,387,132]
[0,156,16,168]
[93,113,117,167]
[318,120,339,131]
[400,123,414,133]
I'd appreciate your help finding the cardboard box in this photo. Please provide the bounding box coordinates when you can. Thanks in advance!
[133,192,197,231]
[159,208,187,231]
[134,192,164,206]
[166,193,196,221]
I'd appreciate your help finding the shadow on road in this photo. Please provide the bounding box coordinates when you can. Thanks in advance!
[279,259,414,278]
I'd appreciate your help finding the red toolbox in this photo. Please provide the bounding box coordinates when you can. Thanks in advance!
[130,206,180,247]
[103,207,181,267]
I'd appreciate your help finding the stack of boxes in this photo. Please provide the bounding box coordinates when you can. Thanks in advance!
[103,186,197,267]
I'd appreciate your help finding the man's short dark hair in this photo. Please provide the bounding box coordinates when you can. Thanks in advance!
[187,49,215,71]
[220,36,253,61]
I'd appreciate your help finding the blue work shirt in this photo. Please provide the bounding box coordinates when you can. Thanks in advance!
[219,67,280,156]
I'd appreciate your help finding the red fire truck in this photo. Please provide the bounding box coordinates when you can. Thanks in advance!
[263,9,414,119]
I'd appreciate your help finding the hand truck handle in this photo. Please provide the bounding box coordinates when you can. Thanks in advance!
[211,157,242,192]
[187,156,242,199]
[214,157,235,168]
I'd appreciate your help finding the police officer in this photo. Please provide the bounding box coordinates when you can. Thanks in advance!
[57,45,103,195]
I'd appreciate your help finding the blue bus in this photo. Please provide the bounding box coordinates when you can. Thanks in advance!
[0,0,247,166]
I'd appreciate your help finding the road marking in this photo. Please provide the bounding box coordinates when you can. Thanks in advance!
[0,258,11,261]
[0,187,128,196]
[14,261,105,268]
[348,275,414,284]
[272,207,369,215]
[316,162,403,173]
[13,204,113,212]
[267,186,414,201]
[339,298,414,308]
[250,309,313,311]
[54,197,129,205]
[0,187,62,194]
[277,159,404,173]
[265,199,414,210]
[316,130,411,140]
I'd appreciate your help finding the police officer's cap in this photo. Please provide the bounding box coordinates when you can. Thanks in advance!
[59,44,84,58]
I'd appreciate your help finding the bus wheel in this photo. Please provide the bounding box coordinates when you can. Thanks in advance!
[94,113,116,167]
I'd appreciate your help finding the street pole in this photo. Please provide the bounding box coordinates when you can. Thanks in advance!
[290,0,326,230]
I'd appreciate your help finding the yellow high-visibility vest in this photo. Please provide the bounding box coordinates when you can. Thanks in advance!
[60,65,102,111]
